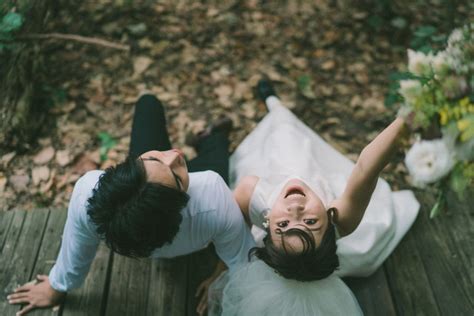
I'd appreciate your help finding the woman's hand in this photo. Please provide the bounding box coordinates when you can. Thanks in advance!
[7,275,66,316]
[195,260,227,316]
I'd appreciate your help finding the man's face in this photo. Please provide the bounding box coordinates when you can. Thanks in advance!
[139,149,189,191]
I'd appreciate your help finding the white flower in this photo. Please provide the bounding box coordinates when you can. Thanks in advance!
[407,49,432,76]
[399,79,423,103]
[431,51,450,77]
[405,139,455,187]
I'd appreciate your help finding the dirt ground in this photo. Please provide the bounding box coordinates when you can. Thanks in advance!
[0,0,472,211]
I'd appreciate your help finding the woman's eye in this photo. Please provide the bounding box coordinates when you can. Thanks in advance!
[304,219,317,225]
[277,221,288,228]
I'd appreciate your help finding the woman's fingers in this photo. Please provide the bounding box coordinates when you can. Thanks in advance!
[195,282,206,297]
[17,303,34,316]
[196,290,208,315]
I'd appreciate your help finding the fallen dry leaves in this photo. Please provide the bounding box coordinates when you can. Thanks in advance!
[2,1,468,211]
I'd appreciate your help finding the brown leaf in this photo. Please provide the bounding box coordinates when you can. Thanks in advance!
[72,153,99,175]
[32,166,50,186]
[321,60,336,70]
[1,152,16,167]
[56,150,72,167]
[133,56,153,79]
[0,174,6,193]
[10,173,30,192]
[33,146,55,165]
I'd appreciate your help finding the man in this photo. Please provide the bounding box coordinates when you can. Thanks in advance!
[7,94,255,315]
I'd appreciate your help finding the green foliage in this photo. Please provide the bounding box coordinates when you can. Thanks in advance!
[410,25,447,53]
[429,189,445,218]
[385,71,417,107]
[297,74,316,99]
[0,11,24,51]
[98,132,117,162]
[449,163,470,200]
[41,85,67,107]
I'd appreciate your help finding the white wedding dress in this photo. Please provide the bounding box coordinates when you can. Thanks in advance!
[208,96,420,316]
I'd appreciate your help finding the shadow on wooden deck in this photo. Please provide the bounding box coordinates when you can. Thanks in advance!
[1,192,473,315]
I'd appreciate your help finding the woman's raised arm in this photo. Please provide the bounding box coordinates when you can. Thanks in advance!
[331,117,408,236]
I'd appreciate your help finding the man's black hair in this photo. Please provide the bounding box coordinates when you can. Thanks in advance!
[87,157,189,258]
[249,208,339,281]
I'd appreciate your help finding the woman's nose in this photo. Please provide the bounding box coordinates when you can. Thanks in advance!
[287,204,304,212]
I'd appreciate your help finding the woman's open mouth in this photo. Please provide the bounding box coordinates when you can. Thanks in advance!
[284,186,306,198]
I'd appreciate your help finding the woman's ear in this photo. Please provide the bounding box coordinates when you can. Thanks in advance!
[327,207,338,225]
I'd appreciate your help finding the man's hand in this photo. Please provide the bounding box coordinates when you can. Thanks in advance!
[7,275,66,316]
[195,260,227,316]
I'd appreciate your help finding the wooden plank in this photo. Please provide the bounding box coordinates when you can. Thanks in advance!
[443,191,474,299]
[0,209,50,315]
[61,243,112,316]
[385,215,441,315]
[28,208,68,316]
[186,247,218,316]
[413,197,474,314]
[104,255,151,316]
[345,267,396,316]
[146,256,188,316]
[0,210,15,252]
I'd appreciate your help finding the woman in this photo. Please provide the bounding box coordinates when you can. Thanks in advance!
[206,81,420,315]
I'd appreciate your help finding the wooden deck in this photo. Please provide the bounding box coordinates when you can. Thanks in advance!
[1,192,473,315]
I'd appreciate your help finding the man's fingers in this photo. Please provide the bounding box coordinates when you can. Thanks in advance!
[9,297,31,305]
[7,292,29,300]
[17,303,34,316]
[36,275,47,282]
[14,283,33,293]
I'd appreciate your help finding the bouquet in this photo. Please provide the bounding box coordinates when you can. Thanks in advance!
[398,23,473,217]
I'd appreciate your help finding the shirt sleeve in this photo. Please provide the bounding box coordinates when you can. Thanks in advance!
[49,172,101,292]
[210,174,256,272]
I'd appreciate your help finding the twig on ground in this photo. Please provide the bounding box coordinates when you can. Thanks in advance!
[20,33,130,51]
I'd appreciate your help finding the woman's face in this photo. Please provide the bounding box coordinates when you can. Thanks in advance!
[139,149,189,191]
[268,179,328,252]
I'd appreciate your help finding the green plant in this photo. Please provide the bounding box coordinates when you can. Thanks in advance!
[0,11,24,51]
[98,132,117,162]
[410,25,447,54]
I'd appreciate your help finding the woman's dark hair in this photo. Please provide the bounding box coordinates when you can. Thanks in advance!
[249,208,339,281]
[87,157,189,258]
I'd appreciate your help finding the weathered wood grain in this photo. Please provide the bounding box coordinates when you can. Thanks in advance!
[146,256,188,316]
[385,215,441,316]
[186,247,218,316]
[104,255,150,316]
[61,243,112,316]
[414,199,474,315]
[0,209,49,315]
[345,267,397,316]
[0,210,15,252]
[28,208,68,316]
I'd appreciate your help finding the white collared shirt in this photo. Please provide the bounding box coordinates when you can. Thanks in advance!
[49,170,255,292]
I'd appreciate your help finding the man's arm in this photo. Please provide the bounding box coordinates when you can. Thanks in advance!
[7,173,101,315]
[331,118,408,236]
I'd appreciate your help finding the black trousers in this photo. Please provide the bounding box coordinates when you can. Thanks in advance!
[129,95,230,184]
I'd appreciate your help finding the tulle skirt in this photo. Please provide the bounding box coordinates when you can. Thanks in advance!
[208,260,363,316]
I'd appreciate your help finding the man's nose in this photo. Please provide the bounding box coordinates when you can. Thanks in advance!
[163,151,180,166]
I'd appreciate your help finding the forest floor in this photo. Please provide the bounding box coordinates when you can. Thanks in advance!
[0,0,472,212]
